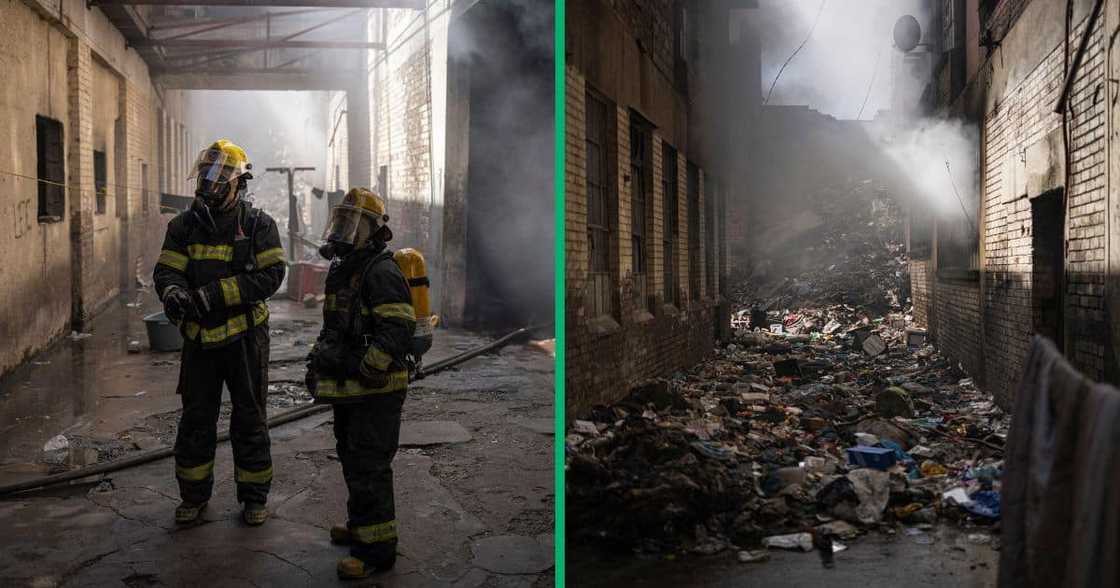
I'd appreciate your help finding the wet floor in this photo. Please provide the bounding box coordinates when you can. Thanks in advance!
[0,287,548,488]
[0,289,181,480]
[0,303,556,586]
[568,524,998,587]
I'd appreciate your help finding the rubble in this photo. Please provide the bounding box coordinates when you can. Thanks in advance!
[567,183,1008,556]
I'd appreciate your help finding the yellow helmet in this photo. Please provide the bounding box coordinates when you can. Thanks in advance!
[322,187,393,246]
[189,139,253,208]
[343,187,387,216]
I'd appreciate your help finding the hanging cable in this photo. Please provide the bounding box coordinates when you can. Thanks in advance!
[856,44,886,120]
[763,0,827,106]
[944,159,976,235]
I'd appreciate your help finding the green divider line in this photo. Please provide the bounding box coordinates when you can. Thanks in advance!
[554,0,566,584]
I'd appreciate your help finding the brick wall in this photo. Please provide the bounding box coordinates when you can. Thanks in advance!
[374,14,433,256]
[566,65,721,418]
[967,12,1109,407]
[911,259,932,328]
[0,0,194,377]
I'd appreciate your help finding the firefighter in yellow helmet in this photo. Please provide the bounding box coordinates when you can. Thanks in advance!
[305,188,415,579]
[153,139,285,526]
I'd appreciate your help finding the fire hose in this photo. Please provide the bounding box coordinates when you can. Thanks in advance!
[0,324,546,497]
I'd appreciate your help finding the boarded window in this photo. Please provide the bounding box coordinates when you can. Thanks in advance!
[36,115,65,222]
[94,150,107,215]
[687,162,701,300]
[630,111,653,310]
[662,143,678,306]
[586,92,615,318]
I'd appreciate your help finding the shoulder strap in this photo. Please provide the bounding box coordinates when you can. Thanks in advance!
[348,248,395,338]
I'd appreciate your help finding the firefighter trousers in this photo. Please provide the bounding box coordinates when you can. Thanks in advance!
[174,324,273,505]
[333,391,405,565]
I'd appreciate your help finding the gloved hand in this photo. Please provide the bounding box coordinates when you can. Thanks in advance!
[162,287,195,324]
[190,282,222,317]
[349,349,391,389]
[360,369,390,389]
[304,366,318,397]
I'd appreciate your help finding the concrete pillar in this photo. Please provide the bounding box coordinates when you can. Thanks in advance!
[346,81,372,189]
[67,38,95,328]
[439,50,469,325]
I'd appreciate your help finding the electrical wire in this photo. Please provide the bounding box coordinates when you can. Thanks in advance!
[763,0,827,106]
[944,158,976,234]
[856,45,886,120]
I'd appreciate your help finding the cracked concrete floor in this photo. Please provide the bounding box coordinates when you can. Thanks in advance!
[0,296,555,587]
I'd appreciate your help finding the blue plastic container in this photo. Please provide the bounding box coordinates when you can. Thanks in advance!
[846,446,897,470]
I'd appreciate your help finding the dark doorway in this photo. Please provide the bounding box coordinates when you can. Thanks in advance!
[1031,188,1065,351]
[457,0,554,331]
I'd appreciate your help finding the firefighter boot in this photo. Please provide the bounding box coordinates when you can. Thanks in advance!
[242,502,269,526]
[175,501,208,524]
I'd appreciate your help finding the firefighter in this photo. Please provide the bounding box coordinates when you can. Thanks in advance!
[154,139,285,526]
[304,188,415,580]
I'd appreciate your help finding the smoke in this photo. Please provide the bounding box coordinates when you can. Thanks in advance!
[873,118,979,221]
[450,0,554,330]
[184,91,328,234]
[754,0,930,119]
[741,0,980,227]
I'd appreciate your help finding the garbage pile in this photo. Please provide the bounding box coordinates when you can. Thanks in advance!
[736,178,907,315]
[566,315,1007,557]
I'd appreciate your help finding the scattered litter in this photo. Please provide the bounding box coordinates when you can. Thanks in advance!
[69,331,92,341]
[967,533,991,545]
[43,434,69,452]
[763,533,813,552]
[127,340,142,353]
[737,550,770,563]
[567,180,1007,556]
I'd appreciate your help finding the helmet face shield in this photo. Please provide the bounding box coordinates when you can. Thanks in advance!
[189,146,250,203]
[322,204,383,246]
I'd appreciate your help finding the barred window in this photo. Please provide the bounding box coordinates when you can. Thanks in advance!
[35,115,64,222]
[687,162,701,301]
[94,150,107,215]
[586,91,614,318]
[630,111,653,311]
[662,143,678,306]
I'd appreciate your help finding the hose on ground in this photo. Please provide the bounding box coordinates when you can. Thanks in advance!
[0,324,548,498]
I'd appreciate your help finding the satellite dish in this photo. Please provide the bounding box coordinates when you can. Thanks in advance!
[893,15,921,52]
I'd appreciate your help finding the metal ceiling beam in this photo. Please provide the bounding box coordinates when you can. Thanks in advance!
[137,39,383,49]
[154,68,363,90]
[94,0,421,7]
[148,8,328,33]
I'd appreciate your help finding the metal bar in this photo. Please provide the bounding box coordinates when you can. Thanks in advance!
[165,48,266,68]
[1055,0,1105,114]
[158,15,257,42]
[270,50,317,69]
[280,8,360,41]
[149,8,326,33]
[95,0,421,7]
[154,67,363,75]
[137,39,383,49]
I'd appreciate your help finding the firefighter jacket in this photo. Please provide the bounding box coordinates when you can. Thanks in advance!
[154,200,286,349]
[312,244,416,403]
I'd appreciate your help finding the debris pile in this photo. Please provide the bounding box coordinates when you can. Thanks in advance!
[737,178,907,315]
[566,316,1007,556]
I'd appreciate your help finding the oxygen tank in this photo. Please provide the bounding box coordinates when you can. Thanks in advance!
[393,248,434,357]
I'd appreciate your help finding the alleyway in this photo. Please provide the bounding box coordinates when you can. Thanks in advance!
[566,176,1004,585]
[0,291,554,586]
